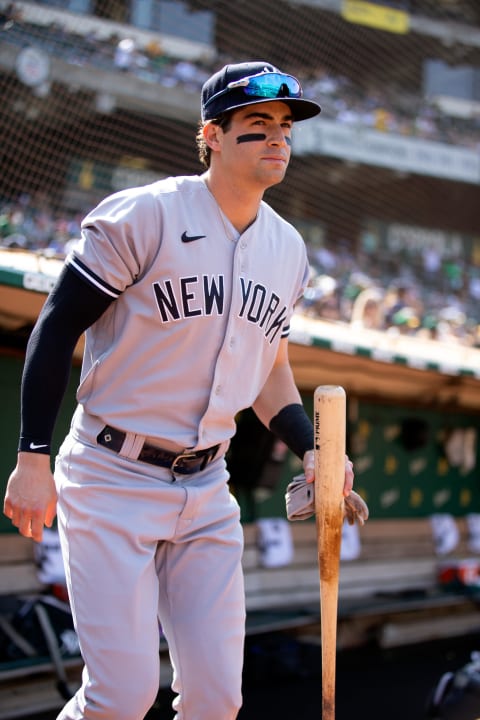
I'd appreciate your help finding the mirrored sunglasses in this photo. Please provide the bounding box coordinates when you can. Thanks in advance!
[228,71,303,98]
[205,71,303,110]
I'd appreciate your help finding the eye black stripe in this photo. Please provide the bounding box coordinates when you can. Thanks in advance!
[236,133,267,144]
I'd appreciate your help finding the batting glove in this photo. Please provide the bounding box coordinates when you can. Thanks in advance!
[285,474,369,525]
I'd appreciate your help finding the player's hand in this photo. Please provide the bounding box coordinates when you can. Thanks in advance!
[303,449,354,496]
[3,452,57,542]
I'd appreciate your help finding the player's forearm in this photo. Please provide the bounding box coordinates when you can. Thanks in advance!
[18,265,113,455]
[253,364,313,460]
[19,314,77,455]
[252,361,302,426]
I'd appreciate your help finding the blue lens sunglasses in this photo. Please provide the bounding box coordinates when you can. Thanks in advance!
[205,71,303,110]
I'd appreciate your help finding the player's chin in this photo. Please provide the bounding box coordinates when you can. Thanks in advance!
[261,163,288,186]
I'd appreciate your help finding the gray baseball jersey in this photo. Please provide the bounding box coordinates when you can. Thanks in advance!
[66,174,309,450]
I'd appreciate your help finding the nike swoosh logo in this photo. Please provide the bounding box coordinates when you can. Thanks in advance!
[30,442,48,450]
[181,231,206,243]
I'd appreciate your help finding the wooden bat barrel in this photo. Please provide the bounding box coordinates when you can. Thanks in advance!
[314,385,346,720]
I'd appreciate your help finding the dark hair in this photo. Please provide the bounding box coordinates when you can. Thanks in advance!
[196,112,233,168]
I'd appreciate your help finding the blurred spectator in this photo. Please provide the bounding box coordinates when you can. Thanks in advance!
[299,274,341,320]
[0,196,82,254]
[422,244,442,285]
[1,2,22,25]
[114,37,136,72]
[312,242,338,274]
[383,282,424,327]
[386,306,422,335]
[350,287,385,329]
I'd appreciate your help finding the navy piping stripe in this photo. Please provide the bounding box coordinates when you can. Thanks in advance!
[67,256,121,299]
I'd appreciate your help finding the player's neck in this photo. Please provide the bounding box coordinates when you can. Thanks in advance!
[203,172,262,234]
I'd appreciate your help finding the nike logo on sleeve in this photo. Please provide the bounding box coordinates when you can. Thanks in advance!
[181,231,206,243]
[29,442,48,450]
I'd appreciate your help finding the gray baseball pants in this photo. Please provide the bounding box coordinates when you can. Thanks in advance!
[54,416,245,720]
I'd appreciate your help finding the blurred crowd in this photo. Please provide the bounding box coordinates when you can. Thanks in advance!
[1,3,480,150]
[0,193,81,256]
[2,3,480,348]
[299,238,480,347]
[301,67,480,149]
[1,194,480,348]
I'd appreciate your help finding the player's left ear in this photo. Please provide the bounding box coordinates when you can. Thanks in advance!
[203,121,221,151]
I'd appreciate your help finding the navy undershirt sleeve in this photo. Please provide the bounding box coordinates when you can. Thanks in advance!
[19,265,114,454]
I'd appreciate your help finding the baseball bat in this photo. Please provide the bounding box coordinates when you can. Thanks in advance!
[314,385,346,720]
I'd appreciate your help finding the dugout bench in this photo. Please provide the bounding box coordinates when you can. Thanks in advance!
[1,518,480,718]
[243,518,480,648]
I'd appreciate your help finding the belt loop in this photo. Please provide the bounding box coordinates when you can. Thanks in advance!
[119,432,145,460]
[130,434,146,460]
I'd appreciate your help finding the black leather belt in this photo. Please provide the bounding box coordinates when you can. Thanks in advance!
[96,425,220,475]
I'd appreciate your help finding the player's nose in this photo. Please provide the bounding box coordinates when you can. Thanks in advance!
[267,125,289,147]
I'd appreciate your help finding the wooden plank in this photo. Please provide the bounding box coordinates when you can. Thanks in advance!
[0,564,44,595]
[0,678,71,720]
[338,592,476,620]
[0,666,82,720]
[246,539,442,567]
[241,546,258,570]
[244,538,462,567]
[246,609,320,635]
[243,521,316,547]
[359,518,435,540]
[379,610,480,648]
[0,652,172,719]
[243,556,439,610]
[340,560,437,598]
[244,565,319,594]
[0,535,36,564]
[246,587,321,611]
[243,517,473,565]
[0,657,82,682]
[242,517,448,615]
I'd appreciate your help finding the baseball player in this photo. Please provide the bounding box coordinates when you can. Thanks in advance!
[4,61,354,720]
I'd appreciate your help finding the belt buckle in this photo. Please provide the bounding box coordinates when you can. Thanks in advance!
[171,450,198,475]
